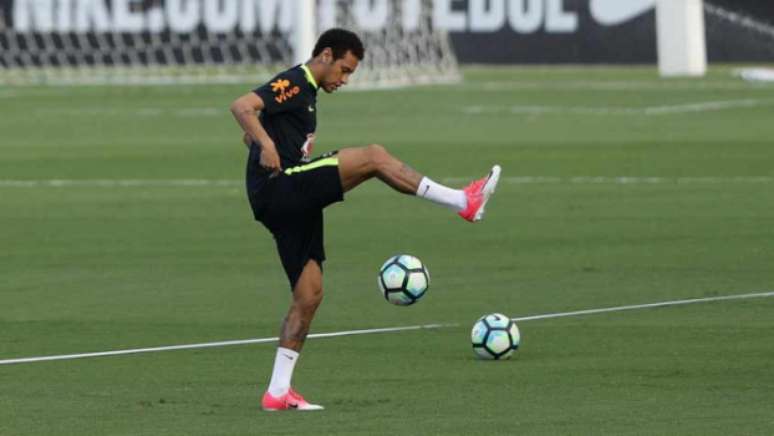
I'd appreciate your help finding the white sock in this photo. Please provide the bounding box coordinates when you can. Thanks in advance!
[267,347,299,397]
[416,177,467,212]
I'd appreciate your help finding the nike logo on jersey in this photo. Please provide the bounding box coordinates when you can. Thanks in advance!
[308,106,315,112]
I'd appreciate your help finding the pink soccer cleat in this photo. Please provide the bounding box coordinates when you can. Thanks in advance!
[458,165,502,222]
[261,388,324,411]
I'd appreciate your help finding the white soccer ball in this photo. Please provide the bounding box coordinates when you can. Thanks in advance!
[377,254,430,306]
[471,313,521,360]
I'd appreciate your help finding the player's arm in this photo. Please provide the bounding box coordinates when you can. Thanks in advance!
[230,93,282,173]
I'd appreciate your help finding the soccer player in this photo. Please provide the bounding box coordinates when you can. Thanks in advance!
[230,28,500,411]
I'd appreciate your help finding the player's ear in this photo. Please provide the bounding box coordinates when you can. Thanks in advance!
[321,47,334,65]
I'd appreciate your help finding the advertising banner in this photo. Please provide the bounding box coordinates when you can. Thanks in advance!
[1,0,772,64]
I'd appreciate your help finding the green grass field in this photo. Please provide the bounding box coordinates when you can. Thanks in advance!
[1,66,774,435]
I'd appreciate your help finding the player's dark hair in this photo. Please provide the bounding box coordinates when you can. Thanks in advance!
[313,28,365,61]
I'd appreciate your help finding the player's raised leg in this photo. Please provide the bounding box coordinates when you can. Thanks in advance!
[337,144,501,222]
[261,260,325,411]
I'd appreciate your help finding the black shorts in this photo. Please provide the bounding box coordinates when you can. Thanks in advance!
[247,151,344,290]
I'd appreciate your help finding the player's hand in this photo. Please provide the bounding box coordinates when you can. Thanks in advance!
[259,141,282,175]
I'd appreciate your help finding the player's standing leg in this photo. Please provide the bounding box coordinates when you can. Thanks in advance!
[337,144,501,222]
[262,260,325,411]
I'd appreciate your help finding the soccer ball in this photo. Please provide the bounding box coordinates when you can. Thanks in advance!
[471,313,521,360]
[377,255,430,306]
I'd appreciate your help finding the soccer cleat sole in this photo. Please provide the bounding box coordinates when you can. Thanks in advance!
[473,164,501,222]
[262,406,324,412]
[262,404,325,412]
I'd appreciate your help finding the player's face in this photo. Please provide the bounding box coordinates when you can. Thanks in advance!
[321,51,359,93]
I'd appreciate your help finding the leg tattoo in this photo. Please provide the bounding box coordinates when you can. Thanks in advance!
[280,312,311,351]
[376,162,423,194]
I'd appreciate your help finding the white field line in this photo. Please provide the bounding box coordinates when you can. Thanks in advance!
[36,107,224,117]
[9,93,771,119]
[0,324,451,365]
[463,99,768,116]
[642,99,764,114]
[43,99,763,118]
[512,291,774,322]
[472,80,774,91]
[1,291,773,366]
[1,176,773,189]
[0,179,243,188]
[442,176,774,185]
